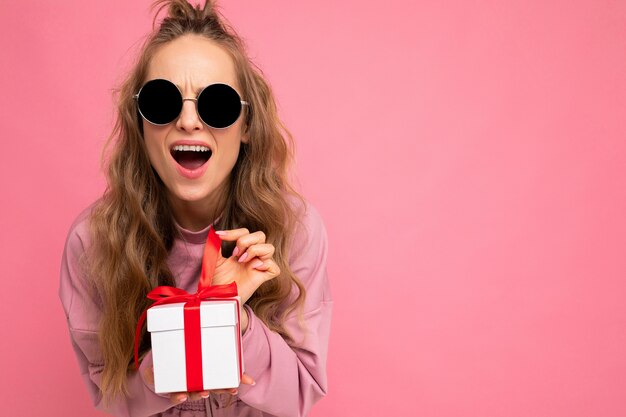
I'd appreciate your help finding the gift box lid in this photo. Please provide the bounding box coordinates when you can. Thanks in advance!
[147,298,240,332]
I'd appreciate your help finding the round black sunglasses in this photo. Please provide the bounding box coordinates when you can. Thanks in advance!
[133,78,249,129]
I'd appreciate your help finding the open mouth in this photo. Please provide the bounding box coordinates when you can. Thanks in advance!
[170,145,212,171]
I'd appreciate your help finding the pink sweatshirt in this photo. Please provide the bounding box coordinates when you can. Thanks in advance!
[58,198,332,417]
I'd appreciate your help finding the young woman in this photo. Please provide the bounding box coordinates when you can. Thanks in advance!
[58,1,332,416]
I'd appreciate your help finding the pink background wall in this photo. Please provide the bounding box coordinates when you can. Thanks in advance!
[1,0,625,416]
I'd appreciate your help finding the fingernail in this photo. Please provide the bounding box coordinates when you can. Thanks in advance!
[178,395,188,402]
[251,259,264,269]
[238,252,248,263]
[201,393,210,398]
[233,246,240,257]
[251,381,256,386]
[231,389,238,395]
[215,230,227,235]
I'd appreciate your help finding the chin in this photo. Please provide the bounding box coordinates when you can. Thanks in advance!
[167,184,214,204]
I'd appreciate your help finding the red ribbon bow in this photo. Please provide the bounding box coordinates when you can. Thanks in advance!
[133,225,240,392]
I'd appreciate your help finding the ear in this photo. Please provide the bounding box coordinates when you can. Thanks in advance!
[240,115,251,144]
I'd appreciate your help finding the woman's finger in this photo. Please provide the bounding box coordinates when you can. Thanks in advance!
[232,231,267,260]
[251,258,281,281]
[241,373,255,385]
[216,229,266,260]
[214,228,250,242]
[142,366,155,386]
[267,259,281,278]
[190,390,210,401]
[169,392,189,404]
[238,243,275,263]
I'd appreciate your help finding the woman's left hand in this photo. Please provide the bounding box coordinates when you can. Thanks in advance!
[211,228,281,306]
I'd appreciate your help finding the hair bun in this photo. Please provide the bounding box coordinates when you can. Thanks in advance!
[151,0,217,24]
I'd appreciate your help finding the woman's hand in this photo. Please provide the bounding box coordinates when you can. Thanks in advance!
[212,228,281,305]
[143,365,255,404]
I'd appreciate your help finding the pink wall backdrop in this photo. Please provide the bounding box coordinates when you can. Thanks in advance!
[1,0,625,416]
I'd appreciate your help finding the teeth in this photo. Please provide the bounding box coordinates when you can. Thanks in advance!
[172,145,211,152]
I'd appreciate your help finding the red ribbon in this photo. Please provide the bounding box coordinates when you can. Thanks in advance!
[133,225,242,392]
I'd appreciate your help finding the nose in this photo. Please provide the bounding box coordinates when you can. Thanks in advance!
[176,98,203,131]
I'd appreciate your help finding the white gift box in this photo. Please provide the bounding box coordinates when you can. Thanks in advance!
[147,297,244,393]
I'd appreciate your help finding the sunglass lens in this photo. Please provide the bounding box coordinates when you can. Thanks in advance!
[198,84,242,128]
[137,79,182,125]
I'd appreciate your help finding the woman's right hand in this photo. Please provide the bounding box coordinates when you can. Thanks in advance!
[143,365,255,404]
[211,228,281,305]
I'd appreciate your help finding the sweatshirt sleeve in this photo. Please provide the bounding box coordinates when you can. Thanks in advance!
[58,211,174,417]
[236,201,333,417]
